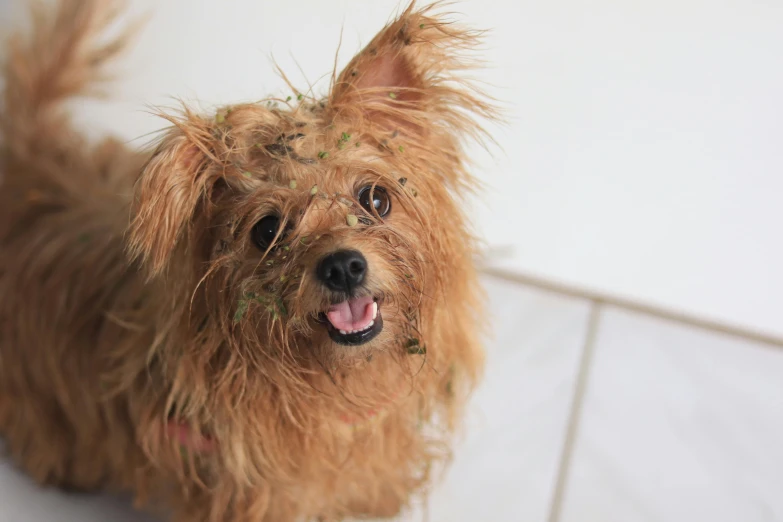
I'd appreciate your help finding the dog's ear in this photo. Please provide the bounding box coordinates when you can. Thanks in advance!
[328,2,494,139]
[128,123,218,277]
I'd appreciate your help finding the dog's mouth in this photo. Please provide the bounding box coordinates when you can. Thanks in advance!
[318,296,383,346]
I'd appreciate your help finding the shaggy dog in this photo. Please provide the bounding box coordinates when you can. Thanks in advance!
[0,0,496,520]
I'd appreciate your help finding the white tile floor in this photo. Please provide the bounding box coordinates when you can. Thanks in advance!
[405,277,590,522]
[0,455,155,522]
[1,275,782,522]
[559,306,783,522]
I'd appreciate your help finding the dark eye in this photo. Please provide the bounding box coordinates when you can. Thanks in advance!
[358,185,391,218]
[251,215,284,250]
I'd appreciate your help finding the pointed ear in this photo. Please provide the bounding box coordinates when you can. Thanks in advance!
[128,125,216,276]
[329,3,494,137]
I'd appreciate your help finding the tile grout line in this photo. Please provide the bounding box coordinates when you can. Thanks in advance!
[546,300,603,522]
[480,266,783,350]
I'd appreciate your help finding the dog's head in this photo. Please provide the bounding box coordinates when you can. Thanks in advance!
[127,4,494,399]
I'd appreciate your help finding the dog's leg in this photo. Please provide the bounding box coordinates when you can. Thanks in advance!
[167,488,301,522]
[0,386,112,491]
[342,485,408,519]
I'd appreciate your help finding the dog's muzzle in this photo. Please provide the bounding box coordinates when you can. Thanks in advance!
[316,250,383,345]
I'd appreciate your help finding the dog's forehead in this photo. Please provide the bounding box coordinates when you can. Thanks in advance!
[241,111,391,183]
[212,101,420,204]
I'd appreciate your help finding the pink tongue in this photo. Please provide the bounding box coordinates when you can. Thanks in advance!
[326,296,374,331]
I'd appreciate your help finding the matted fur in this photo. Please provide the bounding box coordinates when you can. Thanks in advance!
[0,0,497,520]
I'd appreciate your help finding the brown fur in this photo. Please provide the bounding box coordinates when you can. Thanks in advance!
[0,1,497,520]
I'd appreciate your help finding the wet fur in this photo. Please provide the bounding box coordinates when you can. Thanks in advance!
[0,1,496,520]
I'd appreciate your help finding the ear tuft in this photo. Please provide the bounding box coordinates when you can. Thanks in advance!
[127,123,212,277]
[328,1,498,141]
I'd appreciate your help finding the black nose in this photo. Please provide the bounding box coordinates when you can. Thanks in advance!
[316,250,367,293]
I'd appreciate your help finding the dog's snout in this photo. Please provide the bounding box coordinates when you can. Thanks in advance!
[317,250,367,293]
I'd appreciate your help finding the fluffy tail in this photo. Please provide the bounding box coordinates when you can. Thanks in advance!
[1,0,134,148]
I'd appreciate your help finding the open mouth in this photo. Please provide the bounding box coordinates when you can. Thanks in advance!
[319,296,383,346]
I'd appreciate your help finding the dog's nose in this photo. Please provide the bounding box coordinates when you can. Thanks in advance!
[317,250,367,293]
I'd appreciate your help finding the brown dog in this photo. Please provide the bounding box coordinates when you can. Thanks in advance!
[0,0,496,520]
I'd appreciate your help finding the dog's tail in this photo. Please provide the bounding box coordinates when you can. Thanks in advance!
[1,0,135,148]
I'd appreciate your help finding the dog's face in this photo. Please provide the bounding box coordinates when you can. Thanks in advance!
[128,5,493,376]
[203,116,437,362]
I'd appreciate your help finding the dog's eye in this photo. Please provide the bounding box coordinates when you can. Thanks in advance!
[251,215,284,250]
[357,185,391,218]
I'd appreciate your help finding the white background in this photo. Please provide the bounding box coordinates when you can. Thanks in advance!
[3,0,782,335]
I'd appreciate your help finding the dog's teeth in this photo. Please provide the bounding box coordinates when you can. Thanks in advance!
[339,320,376,336]
[372,302,378,319]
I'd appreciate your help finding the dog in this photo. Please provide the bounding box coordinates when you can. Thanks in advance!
[0,0,496,520]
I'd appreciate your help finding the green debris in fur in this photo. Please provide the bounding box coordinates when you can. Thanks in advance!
[272,296,288,318]
[346,214,358,227]
[398,145,404,153]
[337,132,351,149]
[286,96,292,102]
[411,188,418,197]
[310,185,318,196]
[289,180,297,189]
[265,260,274,266]
[388,92,397,99]
[406,338,426,355]
[279,275,287,283]
[300,236,309,245]
[355,142,361,147]
[235,292,288,323]
[233,299,250,323]
[420,23,425,29]
[404,273,414,279]
[318,151,329,159]
[445,364,456,397]
[297,93,304,100]
[242,171,253,178]
[215,112,226,124]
